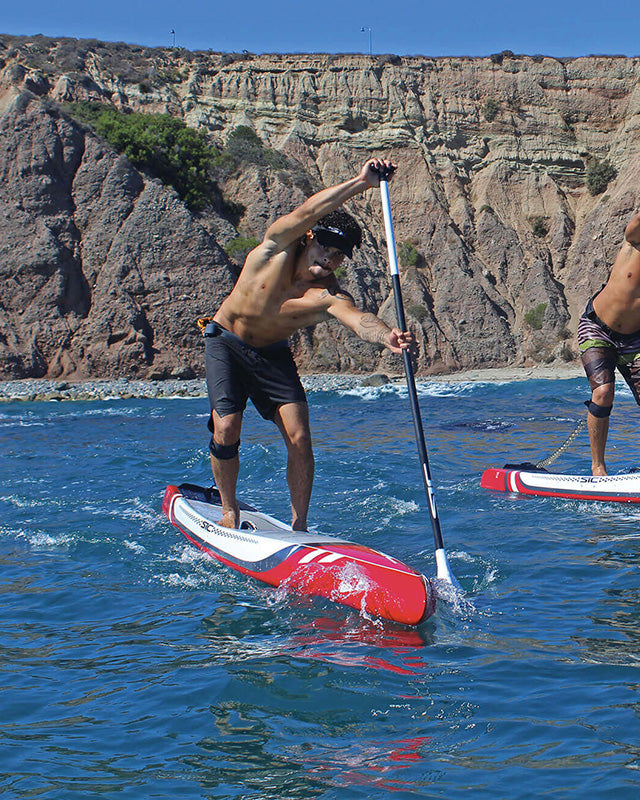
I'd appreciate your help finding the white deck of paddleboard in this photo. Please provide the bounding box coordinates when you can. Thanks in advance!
[172,496,351,562]
[512,470,640,494]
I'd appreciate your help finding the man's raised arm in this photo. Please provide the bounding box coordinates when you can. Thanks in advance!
[263,159,395,253]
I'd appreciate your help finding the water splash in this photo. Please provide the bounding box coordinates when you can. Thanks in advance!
[333,560,372,598]
[271,559,395,624]
[431,577,477,616]
[272,559,375,609]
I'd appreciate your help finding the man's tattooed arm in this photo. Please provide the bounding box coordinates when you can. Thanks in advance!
[324,294,407,353]
[357,312,392,345]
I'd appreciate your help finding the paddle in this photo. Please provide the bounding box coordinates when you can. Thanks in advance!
[377,166,458,587]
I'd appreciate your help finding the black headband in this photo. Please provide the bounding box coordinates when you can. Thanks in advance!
[312,225,354,258]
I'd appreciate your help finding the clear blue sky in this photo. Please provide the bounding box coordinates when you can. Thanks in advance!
[3,0,639,58]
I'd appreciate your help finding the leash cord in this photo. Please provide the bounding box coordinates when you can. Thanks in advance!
[535,417,587,468]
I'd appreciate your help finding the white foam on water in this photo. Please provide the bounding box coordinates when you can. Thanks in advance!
[0,494,62,509]
[339,384,400,401]
[53,405,145,419]
[119,502,162,528]
[483,566,500,585]
[166,542,214,565]
[25,531,75,549]
[0,525,67,548]
[0,417,45,428]
[155,571,213,589]
[150,544,230,589]
[481,420,514,431]
[448,548,478,563]
[336,379,487,402]
[415,380,485,397]
[77,499,163,533]
[388,497,420,515]
[359,495,421,528]
[124,539,147,553]
[445,477,480,495]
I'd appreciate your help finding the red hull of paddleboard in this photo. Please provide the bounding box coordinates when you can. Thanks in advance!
[481,467,640,503]
[162,484,436,626]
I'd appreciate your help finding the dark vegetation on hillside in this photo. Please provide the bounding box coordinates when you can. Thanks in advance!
[64,102,315,218]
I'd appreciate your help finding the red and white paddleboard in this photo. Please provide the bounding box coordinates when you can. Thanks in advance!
[481,467,640,503]
[162,483,436,626]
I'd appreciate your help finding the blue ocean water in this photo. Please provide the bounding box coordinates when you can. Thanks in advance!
[2,376,640,799]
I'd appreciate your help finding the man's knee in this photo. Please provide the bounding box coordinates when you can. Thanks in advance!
[585,383,614,418]
[585,401,612,418]
[590,382,615,407]
[208,411,242,458]
[286,426,313,454]
[209,437,240,460]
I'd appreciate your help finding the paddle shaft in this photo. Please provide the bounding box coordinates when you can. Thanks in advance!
[378,175,454,582]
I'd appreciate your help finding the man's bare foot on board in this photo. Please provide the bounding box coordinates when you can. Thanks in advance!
[218,506,240,529]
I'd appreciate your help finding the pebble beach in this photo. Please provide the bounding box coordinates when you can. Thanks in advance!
[0,364,584,402]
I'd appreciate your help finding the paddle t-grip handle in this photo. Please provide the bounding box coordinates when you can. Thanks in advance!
[372,163,396,181]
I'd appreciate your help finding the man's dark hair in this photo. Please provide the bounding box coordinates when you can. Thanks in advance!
[317,209,362,252]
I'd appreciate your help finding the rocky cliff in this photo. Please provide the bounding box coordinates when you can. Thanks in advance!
[2,34,640,379]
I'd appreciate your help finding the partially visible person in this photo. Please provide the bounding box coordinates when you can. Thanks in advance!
[578,208,640,475]
[202,158,410,529]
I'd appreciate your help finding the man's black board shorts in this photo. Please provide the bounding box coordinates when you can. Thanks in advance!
[204,321,307,425]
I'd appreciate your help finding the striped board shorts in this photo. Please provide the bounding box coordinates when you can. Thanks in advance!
[577,297,640,404]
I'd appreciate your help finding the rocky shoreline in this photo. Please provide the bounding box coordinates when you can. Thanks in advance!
[0,365,584,402]
[0,374,378,402]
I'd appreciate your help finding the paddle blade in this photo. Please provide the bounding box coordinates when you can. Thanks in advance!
[435,547,462,589]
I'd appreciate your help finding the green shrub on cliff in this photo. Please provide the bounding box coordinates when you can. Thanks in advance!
[66,102,217,210]
[531,216,549,237]
[398,241,420,268]
[483,98,499,122]
[524,302,547,330]
[226,125,288,169]
[65,100,106,127]
[224,234,260,261]
[95,112,216,210]
[586,159,617,196]
[67,106,296,209]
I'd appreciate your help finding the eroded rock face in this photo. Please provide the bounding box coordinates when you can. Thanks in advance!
[2,36,640,378]
[0,83,235,379]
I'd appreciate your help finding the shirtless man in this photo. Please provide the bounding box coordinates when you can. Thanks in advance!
[578,209,640,475]
[204,158,410,528]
